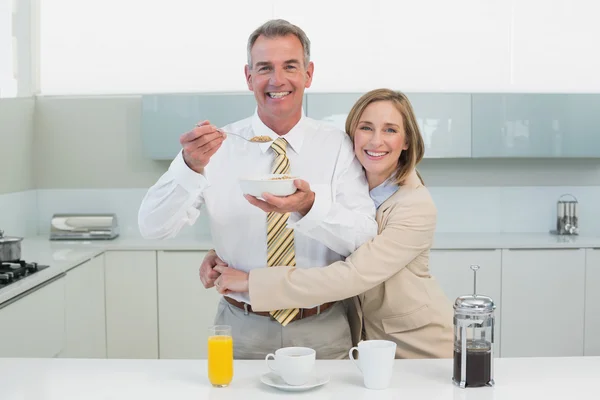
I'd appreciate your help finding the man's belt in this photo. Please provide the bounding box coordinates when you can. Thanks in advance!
[224,296,335,323]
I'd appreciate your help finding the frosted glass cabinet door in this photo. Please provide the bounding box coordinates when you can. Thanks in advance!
[561,95,600,157]
[141,93,259,160]
[305,93,364,131]
[408,93,471,158]
[306,92,471,158]
[472,94,600,158]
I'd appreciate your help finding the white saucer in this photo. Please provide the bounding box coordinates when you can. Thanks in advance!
[260,372,330,392]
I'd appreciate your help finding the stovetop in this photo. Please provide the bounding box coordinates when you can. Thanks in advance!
[0,260,50,290]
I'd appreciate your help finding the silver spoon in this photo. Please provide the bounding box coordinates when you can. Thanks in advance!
[194,124,272,143]
[220,129,273,144]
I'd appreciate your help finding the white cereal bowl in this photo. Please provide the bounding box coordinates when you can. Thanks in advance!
[239,174,299,197]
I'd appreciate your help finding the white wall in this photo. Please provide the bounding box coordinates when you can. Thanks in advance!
[0,97,37,237]
[38,0,600,94]
[0,97,35,193]
[33,96,165,189]
[276,0,513,93]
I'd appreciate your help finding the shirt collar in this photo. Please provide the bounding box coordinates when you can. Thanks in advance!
[369,177,398,209]
[370,170,424,209]
[251,108,306,154]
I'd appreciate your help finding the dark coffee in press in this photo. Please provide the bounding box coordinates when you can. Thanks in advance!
[453,346,492,387]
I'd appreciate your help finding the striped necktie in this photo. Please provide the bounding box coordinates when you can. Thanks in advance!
[267,137,299,326]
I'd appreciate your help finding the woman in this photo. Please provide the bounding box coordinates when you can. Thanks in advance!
[213,88,453,359]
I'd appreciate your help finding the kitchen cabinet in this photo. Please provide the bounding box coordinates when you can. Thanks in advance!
[142,91,600,161]
[305,93,363,131]
[408,94,472,158]
[501,249,586,357]
[429,249,502,355]
[584,249,600,356]
[305,93,472,158]
[141,93,260,160]
[61,254,106,358]
[157,250,221,359]
[104,251,158,359]
[0,276,65,357]
[471,94,600,158]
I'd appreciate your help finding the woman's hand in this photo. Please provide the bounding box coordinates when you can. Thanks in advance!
[213,265,250,294]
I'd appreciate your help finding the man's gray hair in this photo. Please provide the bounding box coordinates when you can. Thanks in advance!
[246,19,311,69]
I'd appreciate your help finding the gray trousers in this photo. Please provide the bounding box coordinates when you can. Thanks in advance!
[213,297,353,360]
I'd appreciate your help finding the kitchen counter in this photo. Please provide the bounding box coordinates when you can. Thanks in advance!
[0,235,210,305]
[0,235,214,305]
[431,232,600,249]
[2,231,599,305]
[1,357,599,399]
[18,231,600,259]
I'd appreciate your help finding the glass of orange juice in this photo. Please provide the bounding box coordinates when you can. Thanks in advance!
[207,325,233,387]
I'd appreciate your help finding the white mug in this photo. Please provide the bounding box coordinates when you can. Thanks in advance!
[349,340,397,390]
[265,347,316,386]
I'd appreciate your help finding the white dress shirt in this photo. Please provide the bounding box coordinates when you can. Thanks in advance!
[138,111,377,304]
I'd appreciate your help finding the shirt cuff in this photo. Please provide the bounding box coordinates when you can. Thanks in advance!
[170,150,210,193]
[287,183,331,233]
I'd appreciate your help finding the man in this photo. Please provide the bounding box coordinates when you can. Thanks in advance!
[138,19,377,359]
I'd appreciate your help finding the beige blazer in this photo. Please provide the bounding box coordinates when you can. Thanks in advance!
[249,170,454,359]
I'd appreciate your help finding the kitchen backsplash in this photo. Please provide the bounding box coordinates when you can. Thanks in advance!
[0,190,38,237]
[2,185,599,238]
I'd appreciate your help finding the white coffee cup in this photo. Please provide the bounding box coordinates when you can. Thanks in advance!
[349,340,397,390]
[265,347,316,386]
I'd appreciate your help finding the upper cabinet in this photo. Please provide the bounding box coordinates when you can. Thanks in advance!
[305,93,363,125]
[306,92,472,158]
[472,94,600,158]
[408,93,472,158]
[141,93,260,160]
[142,92,599,160]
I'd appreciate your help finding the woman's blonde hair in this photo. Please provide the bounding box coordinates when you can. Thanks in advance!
[345,88,425,185]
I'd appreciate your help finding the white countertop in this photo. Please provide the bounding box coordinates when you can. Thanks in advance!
[0,235,211,305]
[1,357,599,399]
[2,231,599,305]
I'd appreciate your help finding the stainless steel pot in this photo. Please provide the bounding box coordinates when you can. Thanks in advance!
[0,229,22,262]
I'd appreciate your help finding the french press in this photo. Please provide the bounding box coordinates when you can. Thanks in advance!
[452,265,495,388]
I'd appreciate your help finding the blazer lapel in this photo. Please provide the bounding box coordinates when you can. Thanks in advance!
[376,170,423,229]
